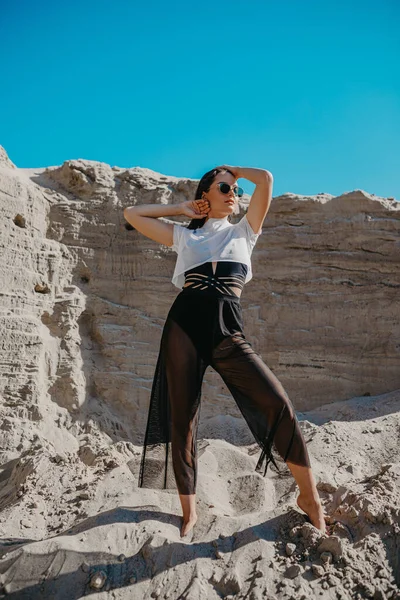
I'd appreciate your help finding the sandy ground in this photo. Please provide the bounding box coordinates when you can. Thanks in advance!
[0,389,399,599]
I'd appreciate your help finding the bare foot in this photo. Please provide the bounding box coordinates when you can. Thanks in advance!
[180,514,198,537]
[296,494,329,534]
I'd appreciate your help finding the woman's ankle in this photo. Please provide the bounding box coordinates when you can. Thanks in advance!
[182,512,198,521]
[178,492,197,520]
[298,491,322,506]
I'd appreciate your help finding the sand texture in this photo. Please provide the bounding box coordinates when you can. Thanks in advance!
[0,146,399,598]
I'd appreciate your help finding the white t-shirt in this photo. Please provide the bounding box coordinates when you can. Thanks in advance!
[171,213,262,289]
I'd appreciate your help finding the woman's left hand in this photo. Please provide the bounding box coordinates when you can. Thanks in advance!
[216,164,242,179]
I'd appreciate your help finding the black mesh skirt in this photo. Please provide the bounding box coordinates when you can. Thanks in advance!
[138,286,311,494]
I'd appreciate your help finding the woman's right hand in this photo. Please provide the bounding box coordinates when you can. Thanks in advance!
[180,198,210,219]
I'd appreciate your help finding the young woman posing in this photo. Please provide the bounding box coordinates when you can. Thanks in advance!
[124,165,328,537]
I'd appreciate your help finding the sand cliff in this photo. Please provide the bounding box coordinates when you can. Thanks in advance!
[0,146,399,598]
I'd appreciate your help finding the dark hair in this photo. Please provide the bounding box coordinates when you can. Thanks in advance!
[187,167,236,230]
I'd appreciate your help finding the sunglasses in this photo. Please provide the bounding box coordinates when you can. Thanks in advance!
[214,181,244,198]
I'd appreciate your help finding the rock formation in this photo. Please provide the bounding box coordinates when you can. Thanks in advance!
[0,146,399,598]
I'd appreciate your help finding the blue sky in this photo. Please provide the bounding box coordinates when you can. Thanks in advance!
[1,0,399,199]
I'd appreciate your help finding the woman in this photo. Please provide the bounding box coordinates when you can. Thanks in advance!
[124,165,328,538]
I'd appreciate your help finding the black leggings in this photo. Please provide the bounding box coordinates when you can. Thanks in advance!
[138,286,311,494]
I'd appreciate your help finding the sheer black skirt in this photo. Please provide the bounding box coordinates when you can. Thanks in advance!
[138,286,311,494]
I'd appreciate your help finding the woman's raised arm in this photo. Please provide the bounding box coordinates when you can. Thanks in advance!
[123,204,182,247]
[123,199,209,247]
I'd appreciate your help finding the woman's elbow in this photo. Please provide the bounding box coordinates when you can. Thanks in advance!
[123,206,138,227]
[124,206,134,217]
